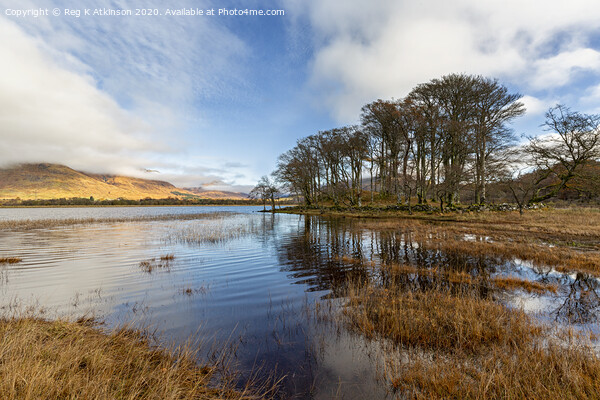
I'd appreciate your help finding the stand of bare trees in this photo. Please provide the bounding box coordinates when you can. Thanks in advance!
[262,74,600,208]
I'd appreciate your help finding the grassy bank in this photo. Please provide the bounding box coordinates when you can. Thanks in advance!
[339,271,600,398]
[0,317,270,400]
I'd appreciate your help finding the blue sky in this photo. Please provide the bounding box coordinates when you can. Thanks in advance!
[1,0,600,192]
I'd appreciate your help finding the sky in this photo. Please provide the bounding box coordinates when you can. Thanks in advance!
[1,0,600,192]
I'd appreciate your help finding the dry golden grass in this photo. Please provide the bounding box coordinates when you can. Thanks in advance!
[355,211,600,275]
[296,207,600,396]
[285,207,600,274]
[341,278,600,399]
[0,257,22,264]
[290,206,600,246]
[356,207,600,247]
[389,337,600,399]
[139,256,173,273]
[0,317,269,400]
[492,276,558,294]
[345,285,540,354]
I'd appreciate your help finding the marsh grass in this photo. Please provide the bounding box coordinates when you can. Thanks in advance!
[181,284,210,296]
[292,206,600,240]
[0,212,238,231]
[139,255,174,273]
[170,217,261,244]
[0,317,274,400]
[356,215,600,275]
[0,257,22,264]
[386,336,600,399]
[492,275,558,294]
[339,264,600,399]
[345,284,540,354]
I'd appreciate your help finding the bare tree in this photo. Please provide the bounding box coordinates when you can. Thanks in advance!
[250,177,269,211]
[497,149,540,215]
[274,74,529,208]
[527,104,600,203]
[472,77,525,204]
[361,100,403,197]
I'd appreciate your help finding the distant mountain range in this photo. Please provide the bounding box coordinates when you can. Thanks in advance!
[0,163,249,200]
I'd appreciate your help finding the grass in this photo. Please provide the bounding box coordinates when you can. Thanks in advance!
[340,273,600,399]
[492,276,558,294]
[388,338,600,399]
[180,285,210,296]
[351,210,600,275]
[309,207,600,397]
[170,217,261,244]
[364,262,558,295]
[0,257,22,264]
[0,212,239,231]
[139,255,174,273]
[282,206,600,275]
[345,285,540,354]
[284,206,600,245]
[0,317,272,400]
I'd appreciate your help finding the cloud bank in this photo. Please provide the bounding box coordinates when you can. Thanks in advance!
[0,18,156,176]
[285,0,600,121]
[0,0,252,187]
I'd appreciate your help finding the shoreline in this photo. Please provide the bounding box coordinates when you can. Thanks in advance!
[0,316,268,400]
[0,203,266,209]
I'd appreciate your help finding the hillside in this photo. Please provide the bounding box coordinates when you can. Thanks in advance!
[0,163,247,200]
[183,187,249,200]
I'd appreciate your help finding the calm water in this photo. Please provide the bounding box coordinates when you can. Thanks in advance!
[1,206,598,398]
[0,206,390,399]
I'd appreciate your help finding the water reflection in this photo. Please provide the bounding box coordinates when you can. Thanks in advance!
[276,216,600,326]
[1,210,599,399]
[276,217,371,297]
[553,273,600,324]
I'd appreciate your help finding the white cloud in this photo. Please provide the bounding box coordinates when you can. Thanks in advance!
[0,18,158,174]
[0,0,253,190]
[531,49,600,89]
[580,84,600,113]
[520,95,554,117]
[285,0,600,121]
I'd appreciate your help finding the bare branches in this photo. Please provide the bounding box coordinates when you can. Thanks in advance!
[526,105,600,203]
[266,76,599,209]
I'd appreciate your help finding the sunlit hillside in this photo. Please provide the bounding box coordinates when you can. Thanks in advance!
[0,163,247,200]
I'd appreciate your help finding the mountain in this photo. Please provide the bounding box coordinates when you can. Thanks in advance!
[0,163,247,200]
[183,187,249,200]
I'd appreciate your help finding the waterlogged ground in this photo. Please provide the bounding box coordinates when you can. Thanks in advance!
[1,206,599,398]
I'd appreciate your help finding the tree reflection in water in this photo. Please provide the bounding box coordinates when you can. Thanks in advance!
[276,215,600,326]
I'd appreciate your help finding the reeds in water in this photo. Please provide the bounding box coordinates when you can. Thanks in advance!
[0,316,276,400]
[0,257,22,264]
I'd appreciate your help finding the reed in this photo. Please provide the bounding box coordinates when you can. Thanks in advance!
[0,212,237,231]
[138,255,174,273]
[0,317,274,400]
[356,215,600,275]
[170,217,260,244]
[339,265,600,398]
[492,276,558,294]
[344,284,540,354]
[0,257,22,264]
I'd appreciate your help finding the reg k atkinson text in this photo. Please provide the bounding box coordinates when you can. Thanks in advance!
[5,7,285,18]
